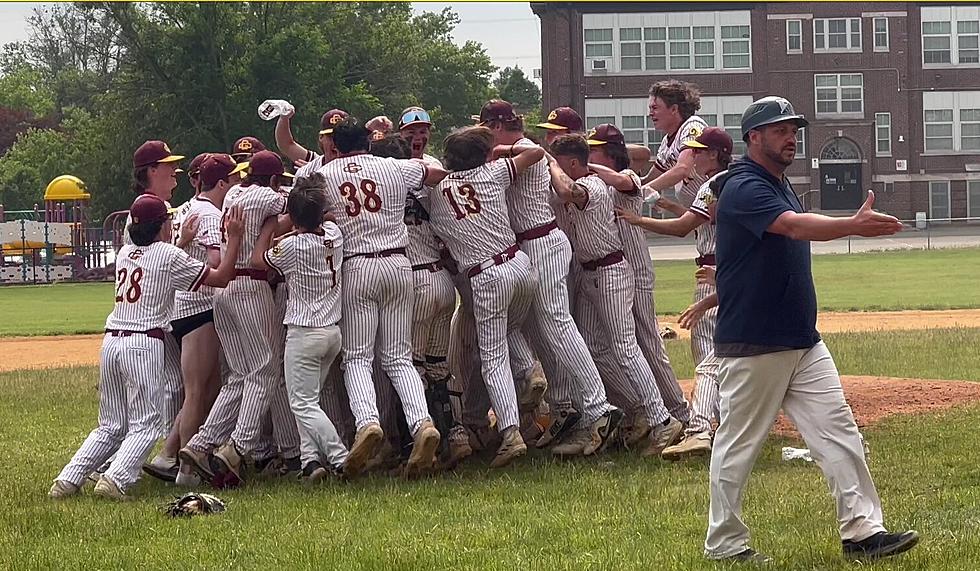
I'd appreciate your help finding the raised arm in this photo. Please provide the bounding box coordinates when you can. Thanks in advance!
[509,145,545,176]
[251,214,293,270]
[641,147,695,188]
[202,206,244,288]
[768,191,902,242]
[274,109,312,165]
[545,153,588,209]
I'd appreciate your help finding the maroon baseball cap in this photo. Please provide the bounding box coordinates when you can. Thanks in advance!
[683,126,734,155]
[586,124,626,146]
[199,154,248,188]
[537,107,583,132]
[232,136,266,158]
[129,194,169,225]
[133,140,184,168]
[475,99,518,124]
[319,109,349,135]
[247,150,294,178]
[188,153,211,177]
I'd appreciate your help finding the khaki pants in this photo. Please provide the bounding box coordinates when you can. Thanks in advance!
[704,341,885,558]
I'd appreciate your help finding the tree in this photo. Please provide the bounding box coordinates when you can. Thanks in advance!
[492,66,541,114]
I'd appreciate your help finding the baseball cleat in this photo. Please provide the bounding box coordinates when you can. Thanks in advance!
[344,423,384,479]
[48,479,80,500]
[642,417,684,458]
[142,454,179,483]
[550,426,596,457]
[622,415,652,449]
[93,475,131,501]
[174,465,202,488]
[535,408,581,449]
[212,442,245,488]
[588,408,624,455]
[721,548,773,564]
[465,423,501,453]
[447,425,474,466]
[843,530,920,561]
[661,431,712,461]
[490,426,527,468]
[404,419,441,479]
[301,460,329,485]
[178,446,215,481]
[518,362,548,413]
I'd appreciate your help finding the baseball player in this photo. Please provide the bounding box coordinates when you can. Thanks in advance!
[261,173,350,483]
[641,80,709,203]
[427,125,543,467]
[616,127,733,460]
[231,136,267,163]
[49,194,244,500]
[277,107,348,170]
[316,118,444,479]
[536,106,584,147]
[546,134,683,457]
[179,150,301,488]
[482,100,623,457]
[585,124,690,426]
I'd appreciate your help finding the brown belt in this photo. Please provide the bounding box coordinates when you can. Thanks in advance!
[516,220,558,243]
[345,247,406,261]
[467,244,521,278]
[105,328,165,340]
[412,261,443,273]
[234,268,269,282]
[695,254,716,267]
[581,251,625,271]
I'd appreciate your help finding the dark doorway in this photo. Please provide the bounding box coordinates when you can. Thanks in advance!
[819,164,863,210]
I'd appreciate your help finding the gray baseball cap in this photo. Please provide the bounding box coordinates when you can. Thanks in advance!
[740,96,809,140]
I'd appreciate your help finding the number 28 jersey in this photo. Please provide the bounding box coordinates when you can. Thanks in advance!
[317,153,427,257]
[106,241,209,332]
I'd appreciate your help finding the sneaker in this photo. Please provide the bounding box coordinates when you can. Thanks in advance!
[142,454,178,483]
[48,480,80,500]
[721,548,772,564]
[661,431,712,461]
[93,475,130,501]
[344,423,384,479]
[178,446,215,480]
[587,408,624,455]
[535,408,581,449]
[447,426,474,466]
[175,465,201,488]
[842,530,920,561]
[518,362,548,413]
[642,417,684,458]
[551,426,596,457]
[622,415,652,449]
[301,460,328,484]
[404,419,441,478]
[212,441,245,488]
[490,426,527,468]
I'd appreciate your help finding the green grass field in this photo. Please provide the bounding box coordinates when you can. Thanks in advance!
[3,247,980,337]
[2,328,978,569]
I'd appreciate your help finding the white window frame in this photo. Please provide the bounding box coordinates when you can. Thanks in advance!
[814,73,864,118]
[721,25,751,69]
[875,113,892,156]
[967,180,980,220]
[873,17,889,52]
[928,180,952,221]
[643,26,667,71]
[584,28,614,60]
[619,27,643,70]
[923,91,980,154]
[786,19,803,54]
[795,128,806,158]
[813,18,862,53]
[921,6,980,68]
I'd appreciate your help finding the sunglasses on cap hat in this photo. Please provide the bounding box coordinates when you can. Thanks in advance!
[399,108,432,130]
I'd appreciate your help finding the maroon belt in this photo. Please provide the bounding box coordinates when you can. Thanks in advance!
[412,261,443,273]
[467,244,521,278]
[345,247,406,261]
[105,328,165,340]
[581,251,625,271]
[516,220,558,243]
[234,268,269,281]
[695,254,716,267]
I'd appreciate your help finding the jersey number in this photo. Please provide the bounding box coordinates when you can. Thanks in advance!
[339,179,382,217]
[441,184,482,220]
[114,267,144,303]
[325,254,337,289]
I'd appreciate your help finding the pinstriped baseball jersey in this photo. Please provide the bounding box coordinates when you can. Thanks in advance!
[405,154,444,266]
[564,174,623,264]
[610,169,655,290]
[122,196,173,247]
[170,200,194,246]
[427,158,517,268]
[295,154,327,179]
[689,172,723,256]
[222,184,287,268]
[317,154,427,256]
[505,137,554,233]
[654,115,708,207]
[264,222,343,327]
[172,197,223,320]
[107,241,208,331]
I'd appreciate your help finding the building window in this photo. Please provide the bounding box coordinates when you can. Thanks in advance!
[962,108,980,150]
[874,17,889,51]
[721,25,751,68]
[643,27,667,70]
[646,117,666,155]
[923,91,980,152]
[620,28,642,70]
[694,26,715,69]
[619,115,646,145]
[795,128,806,158]
[922,21,952,64]
[929,180,951,220]
[924,109,955,151]
[875,113,892,156]
[960,21,980,64]
[814,18,861,52]
[883,181,894,194]
[585,116,615,129]
[668,27,691,69]
[787,19,803,53]
[585,28,613,58]
[968,180,980,219]
[922,7,980,67]
[815,74,864,116]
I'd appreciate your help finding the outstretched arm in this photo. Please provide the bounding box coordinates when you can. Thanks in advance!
[615,208,706,237]
[589,163,638,193]
[641,147,695,188]
[768,191,902,241]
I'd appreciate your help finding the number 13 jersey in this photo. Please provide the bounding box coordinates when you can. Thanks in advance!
[318,153,428,256]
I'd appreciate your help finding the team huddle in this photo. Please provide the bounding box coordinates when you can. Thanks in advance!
[49,80,736,499]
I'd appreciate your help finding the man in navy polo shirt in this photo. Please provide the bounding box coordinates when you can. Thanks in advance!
[704,97,919,563]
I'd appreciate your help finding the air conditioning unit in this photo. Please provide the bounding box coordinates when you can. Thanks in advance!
[895,159,908,171]
[591,59,608,71]
[533,68,542,79]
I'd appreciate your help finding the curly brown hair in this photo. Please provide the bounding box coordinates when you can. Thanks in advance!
[443,126,495,171]
[649,80,702,120]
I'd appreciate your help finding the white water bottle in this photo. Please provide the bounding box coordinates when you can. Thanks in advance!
[257,99,294,121]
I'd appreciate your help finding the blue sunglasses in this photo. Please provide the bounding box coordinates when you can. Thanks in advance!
[400,109,431,128]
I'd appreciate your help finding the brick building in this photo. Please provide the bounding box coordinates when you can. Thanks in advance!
[531,1,980,220]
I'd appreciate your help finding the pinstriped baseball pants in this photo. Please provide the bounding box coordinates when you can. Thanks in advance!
[411,266,455,382]
[578,260,670,426]
[687,281,720,435]
[469,251,537,431]
[258,285,301,459]
[633,287,690,423]
[342,255,431,434]
[57,334,166,490]
[319,353,356,447]
[520,230,612,424]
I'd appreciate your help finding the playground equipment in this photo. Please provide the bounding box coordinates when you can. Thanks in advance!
[0,175,117,284]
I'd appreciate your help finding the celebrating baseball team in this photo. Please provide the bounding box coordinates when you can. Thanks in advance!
[46,78,920,562]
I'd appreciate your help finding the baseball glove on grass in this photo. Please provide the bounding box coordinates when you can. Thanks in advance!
[163,493,226,518]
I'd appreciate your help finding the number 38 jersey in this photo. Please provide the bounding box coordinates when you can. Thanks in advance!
[427,158,518,269]
[106,241,209,332]
[317,153,427,257]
